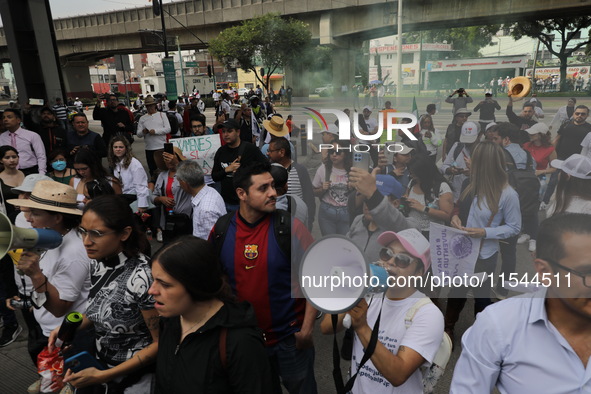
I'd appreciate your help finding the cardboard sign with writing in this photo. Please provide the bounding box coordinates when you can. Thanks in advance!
[170,134,221,175]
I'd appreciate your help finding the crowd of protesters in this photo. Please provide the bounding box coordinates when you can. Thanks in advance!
[0,87,589,394]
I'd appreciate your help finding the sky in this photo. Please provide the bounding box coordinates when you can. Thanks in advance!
[49,0,151,18]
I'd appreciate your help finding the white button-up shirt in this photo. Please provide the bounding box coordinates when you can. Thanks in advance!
[451,288,591,394]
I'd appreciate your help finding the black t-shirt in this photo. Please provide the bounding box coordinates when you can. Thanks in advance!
[212,142,268,205]
[556,122,591,160]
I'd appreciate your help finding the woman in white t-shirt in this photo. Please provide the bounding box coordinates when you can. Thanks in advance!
[404,157,453,237]
[321,229,444,394]
[312,141,352,236]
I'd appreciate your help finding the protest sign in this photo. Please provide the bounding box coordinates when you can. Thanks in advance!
[170,134,221,175]
[429,222,481,279]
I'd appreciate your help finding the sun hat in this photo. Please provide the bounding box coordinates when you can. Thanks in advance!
[11,174,53,194]
[551,154,591,180]
[460,121,479,143]
[7,180,82,215]
[263,115,289,137]
[525,122,549,135]
[454,108,472,117]
[377,228,431,270]
[144,96,157,106]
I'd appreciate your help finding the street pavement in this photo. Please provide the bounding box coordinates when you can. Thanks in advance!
[0,94,575,392]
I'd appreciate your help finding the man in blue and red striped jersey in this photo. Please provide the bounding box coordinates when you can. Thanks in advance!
[210,161,318,394]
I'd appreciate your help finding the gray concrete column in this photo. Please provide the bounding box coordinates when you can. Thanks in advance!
[0,0,65,104]
[62,65,94,99]
[332,48,355,96]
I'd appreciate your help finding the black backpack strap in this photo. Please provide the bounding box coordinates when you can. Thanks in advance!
[212,212,235,257]
[452,142,465,162]
[504,148,518,170]
[273,209,292,258]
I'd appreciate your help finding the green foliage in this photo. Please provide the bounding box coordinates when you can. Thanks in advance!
[405,26,500,58]
[509,17,591,91]
[209,13,312,91]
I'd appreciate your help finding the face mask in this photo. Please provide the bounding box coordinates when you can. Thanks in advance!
[52,160,67,171]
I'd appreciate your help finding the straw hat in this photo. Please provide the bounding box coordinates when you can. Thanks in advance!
[263,115,289,137]
[7,180,82,215]
[144,96,157,106]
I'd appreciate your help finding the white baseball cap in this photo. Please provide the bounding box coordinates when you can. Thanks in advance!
[460,121,479,143]
[551,154,591,180]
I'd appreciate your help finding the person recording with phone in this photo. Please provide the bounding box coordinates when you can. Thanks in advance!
[151,147,193,244]
[445,88,473,116]
[5,180,92,380]
[48,195,157,393]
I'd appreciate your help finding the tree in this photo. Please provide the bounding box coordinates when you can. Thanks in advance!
[209,13,312,94]
[405,26,500,58]
[509,17,591,92]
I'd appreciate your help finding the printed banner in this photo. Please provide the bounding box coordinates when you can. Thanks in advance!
[170,134,221,175]
[429,222,481,278]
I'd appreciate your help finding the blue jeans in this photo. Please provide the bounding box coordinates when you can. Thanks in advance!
[267,334,317,394]
[318,202,349,236]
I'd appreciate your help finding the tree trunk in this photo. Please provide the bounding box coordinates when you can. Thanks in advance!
[559,55,568,92]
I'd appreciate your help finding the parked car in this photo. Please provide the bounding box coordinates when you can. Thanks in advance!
[314,84,333,95]
[238,88,249,96]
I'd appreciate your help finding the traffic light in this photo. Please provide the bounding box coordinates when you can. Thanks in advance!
[152,0,161,16]
[260,68,265,77]
[207,65,212,78]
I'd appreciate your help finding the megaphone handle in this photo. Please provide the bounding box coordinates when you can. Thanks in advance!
[343,313,352,329]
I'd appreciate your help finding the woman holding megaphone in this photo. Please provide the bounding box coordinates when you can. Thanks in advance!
[5,181,92,374]
[48,195,157,393]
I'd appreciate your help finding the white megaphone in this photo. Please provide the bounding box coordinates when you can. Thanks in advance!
[300,236,389,327]
[0,212,62,264]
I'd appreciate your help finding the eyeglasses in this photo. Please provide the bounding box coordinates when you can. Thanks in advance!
[77,227,117,242]
[327,150,344,156]
[379,248,415,268]
[543,258,591,288]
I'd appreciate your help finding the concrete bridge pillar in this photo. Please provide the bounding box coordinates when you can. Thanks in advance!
[0,0,65,104]
[62,63,94,99]
[319,12,357,99]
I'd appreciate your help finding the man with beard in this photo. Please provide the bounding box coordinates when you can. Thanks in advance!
[210,161,318,394]
[182,95,203,133]
[23,106,67,156]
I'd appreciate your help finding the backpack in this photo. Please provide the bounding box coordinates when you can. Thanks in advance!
[404,297,453,394]
[212,209,291,259]
[166,111,179,136]
[285,195,297,218]
[504,149,540,216]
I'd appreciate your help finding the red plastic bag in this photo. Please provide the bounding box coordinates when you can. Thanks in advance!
[37,346,65,392]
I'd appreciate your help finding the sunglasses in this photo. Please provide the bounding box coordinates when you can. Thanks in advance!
[77,227,117,242]
[379,248,415,268]
[327,150,344,156]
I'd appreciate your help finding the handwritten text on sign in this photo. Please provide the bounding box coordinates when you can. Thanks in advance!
[170,134,221,175]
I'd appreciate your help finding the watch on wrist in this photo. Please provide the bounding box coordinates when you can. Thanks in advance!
[423,206,430,213]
